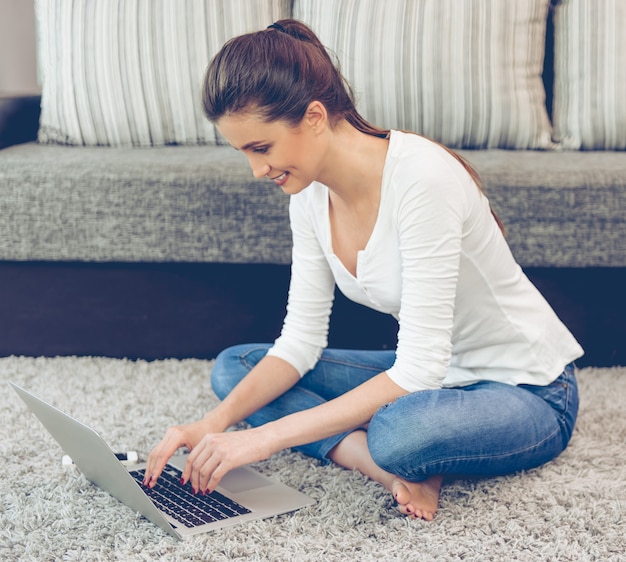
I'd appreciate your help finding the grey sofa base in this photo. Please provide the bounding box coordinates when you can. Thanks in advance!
[0,260,623,368]
[0,260,397,360]
[2,142,625,268]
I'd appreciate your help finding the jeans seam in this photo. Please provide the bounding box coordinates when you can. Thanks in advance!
[317,356,389,372]
[399,423,563,479]
[555,369,576,439]
[290,385,330,403]
[238,347,390,373]
[239,346,271,371]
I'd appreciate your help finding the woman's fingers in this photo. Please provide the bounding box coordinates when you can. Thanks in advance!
[182,429,269,494]
[146,426,270,493]
[144,426,190,487]
[186,442,223,493]
[183,434,229,493]
[144,419,218,488]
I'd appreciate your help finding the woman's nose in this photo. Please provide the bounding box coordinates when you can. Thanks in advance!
[250,159,271,179]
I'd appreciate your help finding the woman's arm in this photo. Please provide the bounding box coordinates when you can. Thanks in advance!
[181,370,407,493]
[263,370,407,451]
[204,355,301,430]
[144,355,300,487]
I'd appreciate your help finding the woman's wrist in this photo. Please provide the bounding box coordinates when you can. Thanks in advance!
[250,423,283,459]
[200,407,231,434]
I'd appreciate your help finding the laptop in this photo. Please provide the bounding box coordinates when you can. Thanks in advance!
[10,382,314,540]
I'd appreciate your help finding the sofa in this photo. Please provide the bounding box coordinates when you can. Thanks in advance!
[1,0,625,365]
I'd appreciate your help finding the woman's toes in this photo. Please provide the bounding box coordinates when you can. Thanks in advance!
[390,476,441,521]
[397,503,414,516]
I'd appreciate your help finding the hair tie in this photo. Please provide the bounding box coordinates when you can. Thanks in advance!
[267,22,287,34]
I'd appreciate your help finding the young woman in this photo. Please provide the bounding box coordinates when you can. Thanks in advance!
[144,19,583,521]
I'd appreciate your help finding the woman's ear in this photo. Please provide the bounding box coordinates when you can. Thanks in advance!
[305,101,328,133]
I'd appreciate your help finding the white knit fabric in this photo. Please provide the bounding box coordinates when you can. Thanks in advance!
[36,0,290,147]
[294,0,553,149]
[552,0,626,150]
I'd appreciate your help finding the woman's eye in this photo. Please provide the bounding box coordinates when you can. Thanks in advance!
[253,146,269,154]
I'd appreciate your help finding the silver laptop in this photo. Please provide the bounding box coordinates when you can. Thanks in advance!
[10,382,314,540]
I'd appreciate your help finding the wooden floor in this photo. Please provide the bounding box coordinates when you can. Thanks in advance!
[0,261,623,368]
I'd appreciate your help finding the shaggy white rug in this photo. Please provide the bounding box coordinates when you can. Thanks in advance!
[1,356,624,561]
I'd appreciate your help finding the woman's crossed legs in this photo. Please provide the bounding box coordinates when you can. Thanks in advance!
[211,344,578,520]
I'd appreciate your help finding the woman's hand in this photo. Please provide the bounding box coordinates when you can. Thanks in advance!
[181,427,272,494]
[143,357,300,490]
[143,418,218,488]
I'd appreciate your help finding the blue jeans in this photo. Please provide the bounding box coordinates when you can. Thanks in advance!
[211,344,578,482]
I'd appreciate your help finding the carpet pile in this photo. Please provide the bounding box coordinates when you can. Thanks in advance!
[1,356,624,561]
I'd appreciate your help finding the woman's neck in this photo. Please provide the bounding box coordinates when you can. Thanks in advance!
[316,122,389,206]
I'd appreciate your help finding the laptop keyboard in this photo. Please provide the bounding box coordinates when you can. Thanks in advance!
[130,465,251,528]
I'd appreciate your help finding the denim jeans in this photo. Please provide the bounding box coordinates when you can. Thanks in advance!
[211,344,578,482]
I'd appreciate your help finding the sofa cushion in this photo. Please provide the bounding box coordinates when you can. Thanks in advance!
[1,143,624,268]
[294,0,554,149]
[35,0,290,147]
[0,143,291,263]
[551,0,626,150]
[459,149,626,267]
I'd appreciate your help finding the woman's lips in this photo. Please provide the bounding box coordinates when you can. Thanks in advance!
[269,171,289,186]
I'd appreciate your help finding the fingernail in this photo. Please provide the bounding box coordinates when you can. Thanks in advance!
[192,487,197,495]
[180,478,185,486]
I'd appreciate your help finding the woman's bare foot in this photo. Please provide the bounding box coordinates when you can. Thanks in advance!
[391,476,443,521]
[329,430,443,521]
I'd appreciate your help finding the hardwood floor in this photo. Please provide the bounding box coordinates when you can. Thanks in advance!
[0,261,622,367]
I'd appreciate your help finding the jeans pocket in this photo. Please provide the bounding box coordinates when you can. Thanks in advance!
[520,364,577,415]
[519,364,579,447]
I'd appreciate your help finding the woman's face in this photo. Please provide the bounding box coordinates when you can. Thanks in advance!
[216,106,327,195]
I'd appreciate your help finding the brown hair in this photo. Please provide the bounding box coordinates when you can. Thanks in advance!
[203,19,504,233]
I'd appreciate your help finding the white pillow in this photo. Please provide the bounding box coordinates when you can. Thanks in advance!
[36,0,290,147]
[552,0,626,150]
[294,0,553,149]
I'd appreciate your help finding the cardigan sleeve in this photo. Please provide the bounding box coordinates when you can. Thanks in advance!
[384,153,469,392]
[266,191,336,376]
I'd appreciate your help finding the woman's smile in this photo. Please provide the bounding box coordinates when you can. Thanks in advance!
[269,171,290,186]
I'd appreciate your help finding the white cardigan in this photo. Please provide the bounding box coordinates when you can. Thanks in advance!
[267,131,583,392]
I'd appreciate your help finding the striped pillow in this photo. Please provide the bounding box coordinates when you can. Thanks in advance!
[552,0,626,150]
[36,0,290,147]
[294,0,553,149]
